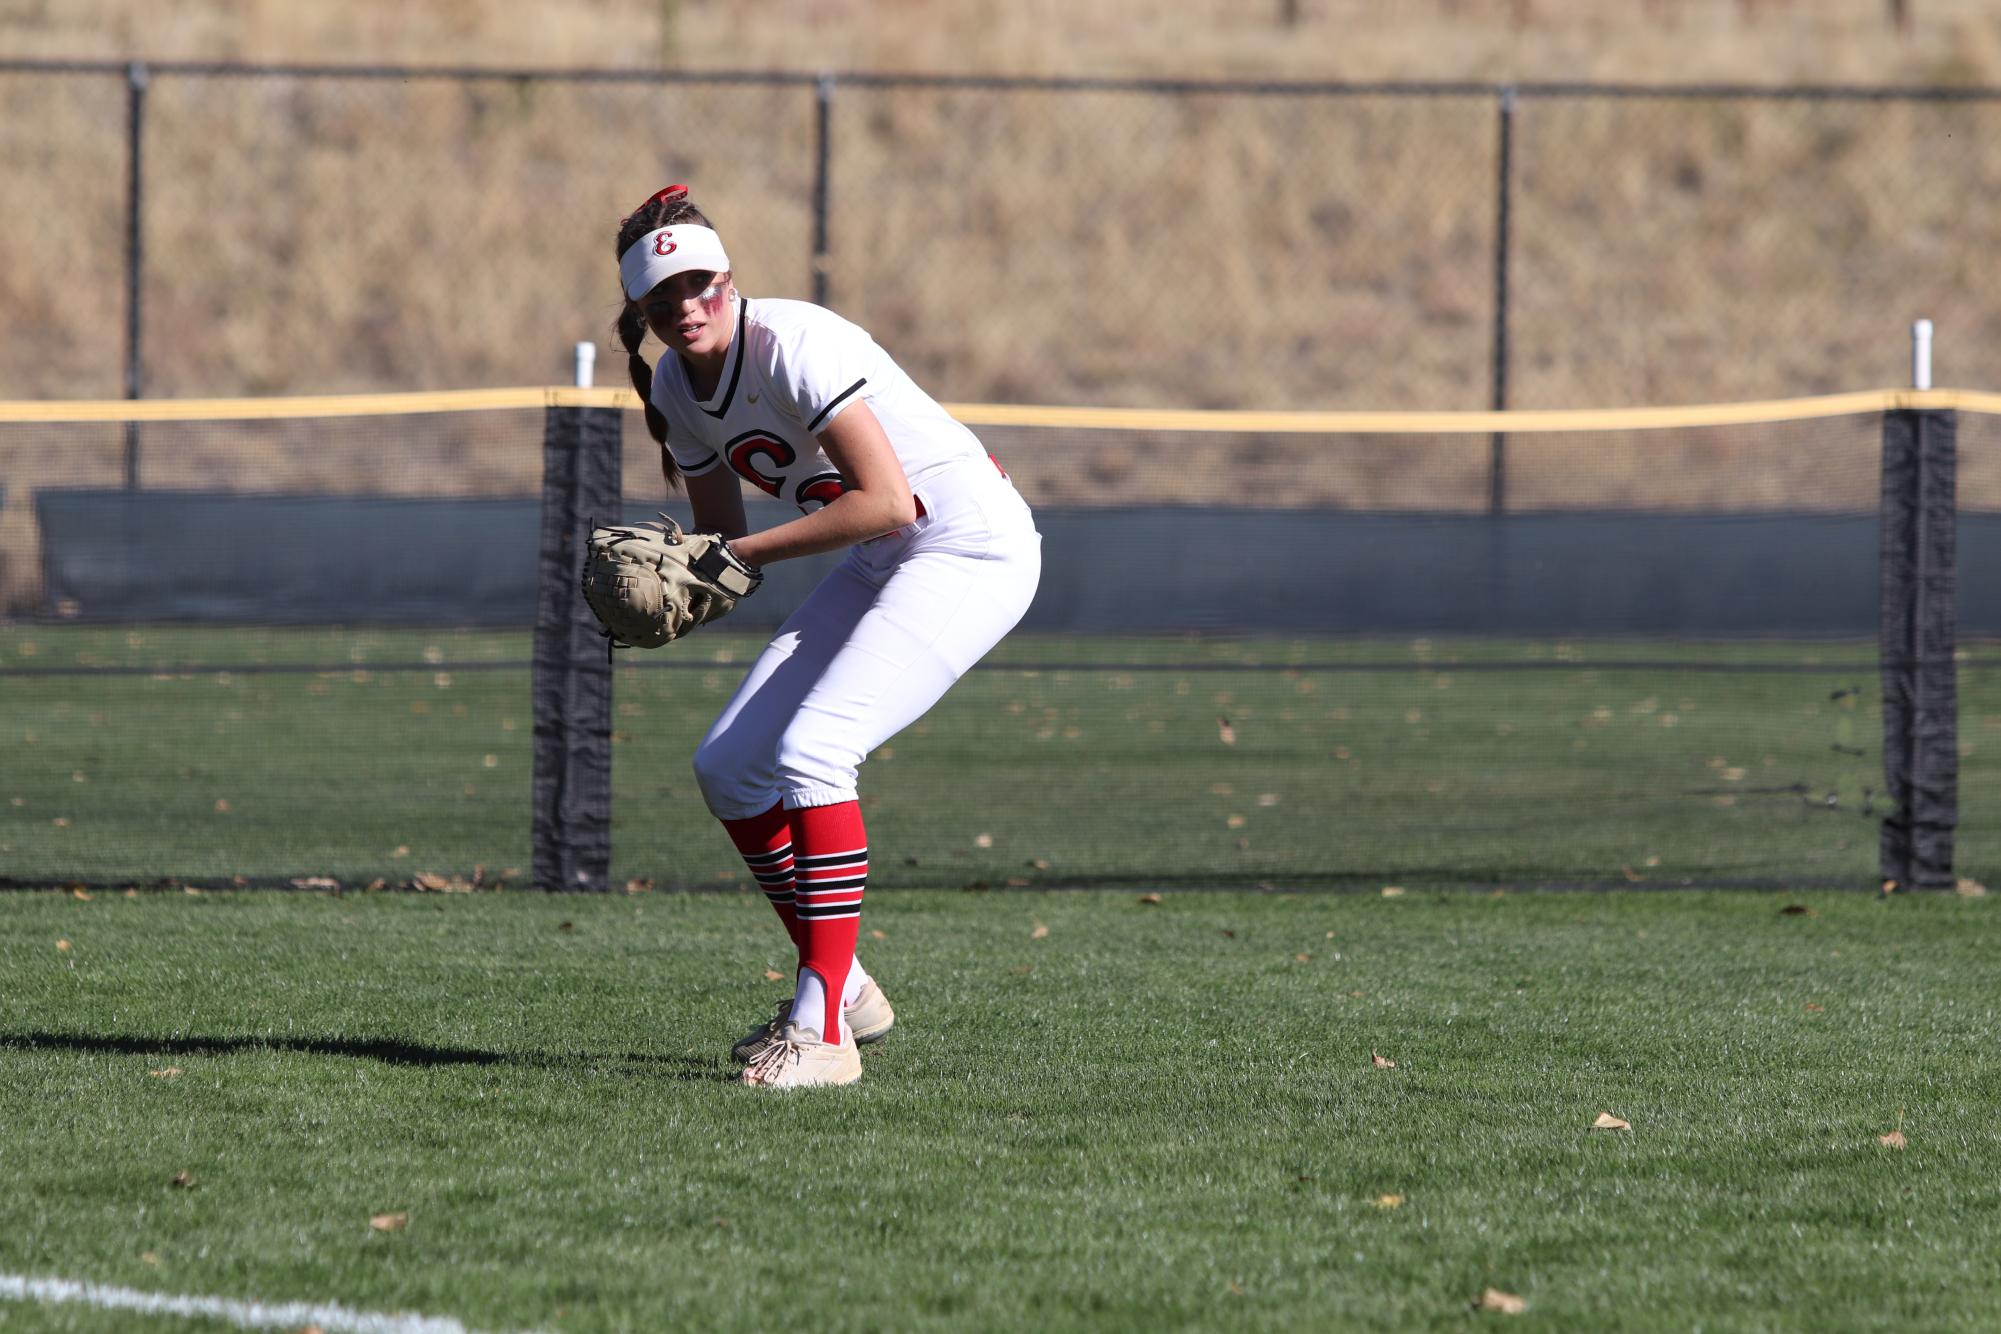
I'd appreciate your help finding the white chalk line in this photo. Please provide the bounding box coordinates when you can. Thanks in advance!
[0,1272,538,1333]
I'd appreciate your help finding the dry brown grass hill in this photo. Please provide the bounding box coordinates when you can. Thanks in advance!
[6,1,1998,84]
[3,1,2000,610]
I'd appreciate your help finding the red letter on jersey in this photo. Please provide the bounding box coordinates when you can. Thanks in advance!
[794,472,848,512]
[726,431,796,498]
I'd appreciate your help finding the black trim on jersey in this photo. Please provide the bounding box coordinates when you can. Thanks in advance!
[699,294,749,420]
[675,445,722,473]
[805,377,868,433]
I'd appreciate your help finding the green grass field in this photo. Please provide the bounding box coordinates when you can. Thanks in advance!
[5,626,2000,1329]
[2,887,1998,1331]
[9,625,1988,892]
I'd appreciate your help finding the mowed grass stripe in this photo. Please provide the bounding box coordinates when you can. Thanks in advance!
[1,889,1997,1331]
[4,626,1968,890]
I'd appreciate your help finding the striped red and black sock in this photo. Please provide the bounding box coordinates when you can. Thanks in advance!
[789,800,868,1044]
[721,804,802,952]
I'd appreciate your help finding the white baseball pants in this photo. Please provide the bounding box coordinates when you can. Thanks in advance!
[692,465,1041,819]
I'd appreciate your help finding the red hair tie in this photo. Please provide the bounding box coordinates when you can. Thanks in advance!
[638,184,688,211]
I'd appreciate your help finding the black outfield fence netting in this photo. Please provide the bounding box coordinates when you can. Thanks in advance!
[1,389,1993,893]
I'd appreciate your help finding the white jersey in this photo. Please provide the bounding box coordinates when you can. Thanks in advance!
[653,294,993,514]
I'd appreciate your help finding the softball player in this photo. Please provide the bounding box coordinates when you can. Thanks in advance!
[614,186,1042,1088]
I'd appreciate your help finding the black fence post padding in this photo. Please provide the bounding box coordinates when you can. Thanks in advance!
[1879,407,1958,890]
[531,405,622,891]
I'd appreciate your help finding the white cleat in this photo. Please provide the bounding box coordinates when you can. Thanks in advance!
[847,977,897,1045]
[739,1024,862,1089]
[731,978,895,1064]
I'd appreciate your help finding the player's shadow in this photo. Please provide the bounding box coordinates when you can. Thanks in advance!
[0,1031,728,1082]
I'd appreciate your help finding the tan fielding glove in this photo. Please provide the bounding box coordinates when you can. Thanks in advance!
[580,515,762,650]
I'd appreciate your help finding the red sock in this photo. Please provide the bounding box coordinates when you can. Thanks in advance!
[789,800,868,1042]
[721,804,802,953]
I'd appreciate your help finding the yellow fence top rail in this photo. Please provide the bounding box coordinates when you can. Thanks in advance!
[2,387,1997,431]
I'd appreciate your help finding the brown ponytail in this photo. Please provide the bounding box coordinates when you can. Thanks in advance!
[613,185,720,491]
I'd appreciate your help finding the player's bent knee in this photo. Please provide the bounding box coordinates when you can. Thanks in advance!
[691,734,756,815]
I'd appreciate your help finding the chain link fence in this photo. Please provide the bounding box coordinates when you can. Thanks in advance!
[5,63,2000,420]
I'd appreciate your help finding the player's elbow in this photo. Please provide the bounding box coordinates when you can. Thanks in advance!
[883,490,919,529]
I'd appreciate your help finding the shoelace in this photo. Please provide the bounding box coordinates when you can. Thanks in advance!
[743,1036,802,1084]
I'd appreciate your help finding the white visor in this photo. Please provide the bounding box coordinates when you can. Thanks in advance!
[619,225,732,300]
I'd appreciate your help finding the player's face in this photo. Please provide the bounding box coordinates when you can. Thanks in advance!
[639,271,733,359]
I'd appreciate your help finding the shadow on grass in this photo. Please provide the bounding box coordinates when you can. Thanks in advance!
[0,1031,729,1081]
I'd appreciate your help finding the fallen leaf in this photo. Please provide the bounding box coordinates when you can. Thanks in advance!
[974,832,994,848]
[1257,793,1280,807]
[1217,716,1237,745]
[369,1212,408,1232]
[1027,858,1051,870]
[1220,929,1236,938]
[1804,1003,1825,1013]
[148,1067,182,1079]
[1371,1050,1396,1069]
[290,876,337,890]
[1226,1281,1244,1296]
[1137,892,1163,906]
[1005,876,1031,887]
[1225,814,1247,829]
[1591,1112,1631,1130]
[55,938,71,953]
[1878,1130,1907,1149]
[1380,886,1406,898]
[413,872,450,891]
[1294,952,1312,962]
[1956,877,1988,898]
[763,968,786,982]
[212,799,230,813]
[169,1171,194,1189]
[1620,866,1643,883]
[557,921,574,932]
[1780,904,1815,916]
[1031,923,1050,939]
[1881,879,1900,895]
[1473,1288,1527,1314]
[1373,1193,1404,1208]
[140,1252,159,1266]
[624,878,654,894]
[869,929,887,941]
